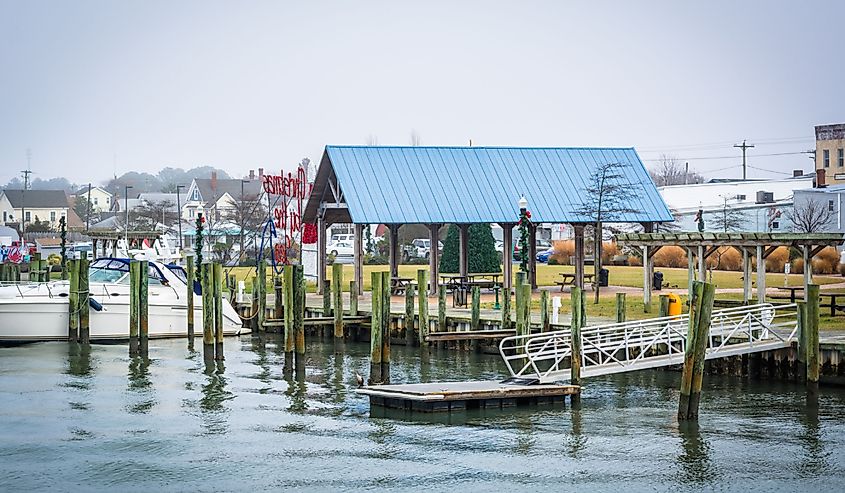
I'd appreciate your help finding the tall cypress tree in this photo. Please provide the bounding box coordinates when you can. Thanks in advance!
[440,225,460,273]
[440,223,500,273]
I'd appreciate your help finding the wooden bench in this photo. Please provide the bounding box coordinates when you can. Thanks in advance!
[555,273,595,291]
[391,276,414,295]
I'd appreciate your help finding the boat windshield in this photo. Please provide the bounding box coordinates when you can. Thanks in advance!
[88,258,165,285]
[165,264,188,285]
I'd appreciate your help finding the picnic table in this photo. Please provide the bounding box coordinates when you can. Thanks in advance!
[773,287,845,316]
[391,276,414,295]
[555,272,595,291]
[773,286,804,303]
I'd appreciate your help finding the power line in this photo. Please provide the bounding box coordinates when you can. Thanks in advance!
[734,140,755,180]
[641,150,811,162]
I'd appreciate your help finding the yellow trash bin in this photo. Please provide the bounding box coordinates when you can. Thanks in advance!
[667,293,682,316]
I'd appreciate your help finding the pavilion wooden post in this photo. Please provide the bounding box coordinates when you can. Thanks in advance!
[354,224,364,295]
[428,224,440,296]
[317,212,327,295]
[458,224,469,280]
[741,248,752,304]
[803,246,813,300]
[500,223,514,294]
[387,224,400,280]
[697,245,706,282]
[404,283,415,346]
[528,223,538,289]
[417,269,429,343]
[686,248,695,297]
[186,255,195,339]
[332,263,344,353]
[756,245,766,303]
[616,292,626,323]
[369,271,383,384]
[573,224,585,290]
[678,280,716,421]
[806,284,820,393]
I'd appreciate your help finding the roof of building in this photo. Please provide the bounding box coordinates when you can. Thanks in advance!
[1,189,69,209]
[658,176,815,213]
[35,237,63,247]
[194,178,261,204]
[73,186,112,196]
[304,146,673,224]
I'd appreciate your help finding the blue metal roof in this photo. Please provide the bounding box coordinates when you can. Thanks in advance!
[311,146,673,224]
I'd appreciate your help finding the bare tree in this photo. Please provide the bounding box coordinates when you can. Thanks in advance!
[788,197,834,233]
[409,130,421,146]
[365,135,379,146]
[222,193,266,263]
[649,154,704,187]
[708,196,747,232]
[575,161,640,303]
[134,199,176,229]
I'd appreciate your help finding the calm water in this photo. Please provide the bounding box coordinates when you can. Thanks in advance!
[1,337,844,492]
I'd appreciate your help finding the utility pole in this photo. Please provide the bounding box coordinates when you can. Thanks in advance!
[684,162,689,185]
[20,149,32,236]
[734,140,755,180]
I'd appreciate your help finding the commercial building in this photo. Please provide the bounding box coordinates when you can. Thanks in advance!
[816,123,845,184]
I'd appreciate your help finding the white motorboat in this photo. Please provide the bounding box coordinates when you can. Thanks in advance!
[0,257,248,342]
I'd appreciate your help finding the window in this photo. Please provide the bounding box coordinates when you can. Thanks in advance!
[50,211,56,222]
[106,197,110,204]
[93,197,98,205]
[25,211,31,222]
[839,148,844,167]
[823,149,830,168]
[2,211,6,222]
[771,221,779,230]
[191,188,200,201]
[829,200,835,212]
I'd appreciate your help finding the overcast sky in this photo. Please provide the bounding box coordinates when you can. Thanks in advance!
[1,0,842,186]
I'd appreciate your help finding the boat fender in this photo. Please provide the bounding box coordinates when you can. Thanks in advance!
[89,297,103,312]
[193,279,202,296]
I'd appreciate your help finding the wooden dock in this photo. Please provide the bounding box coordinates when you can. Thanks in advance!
[357,380,580,412]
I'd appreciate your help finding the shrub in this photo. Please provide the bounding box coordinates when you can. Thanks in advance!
[439,224,500,273]
[791,258,804,274]
[765,247,789,273]
[814,247,840,275]
[551,240,574,265]
[653,246,686,268]
[839,262,845,277]
[601,242,619,264]
[548,257,559,266]
[628,255,642,266]
[706,248,742,271]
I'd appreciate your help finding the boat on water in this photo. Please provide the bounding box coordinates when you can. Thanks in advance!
[0,257,247,342]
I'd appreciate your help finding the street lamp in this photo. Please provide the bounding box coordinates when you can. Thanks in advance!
[518,195,528,212]
[124,185,133,245]
[176,184,185,250]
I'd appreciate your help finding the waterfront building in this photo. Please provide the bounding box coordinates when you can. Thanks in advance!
[0,189,79,231]
[816,123,845,185]
[72,186,113,213]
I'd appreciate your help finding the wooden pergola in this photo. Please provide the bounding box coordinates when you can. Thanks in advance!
[616,232,845,303]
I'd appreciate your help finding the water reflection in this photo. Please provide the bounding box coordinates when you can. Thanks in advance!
[199,361,233,435]
[568,407,587,457]
[797,392,829,476]
[66,343,93,379]
[284,370,308,413]
[126,355,156,414]
[676,421,715,486]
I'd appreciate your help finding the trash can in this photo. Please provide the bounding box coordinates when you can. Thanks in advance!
[666,293,682,316]
[598,268,609,287]
[653,271,664,291]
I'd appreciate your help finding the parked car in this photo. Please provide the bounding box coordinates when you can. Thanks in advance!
[329,234,354,247]
[329,241,354,258]
[403,238,443,261]
[513,239,552,261]
[536,247,555,263]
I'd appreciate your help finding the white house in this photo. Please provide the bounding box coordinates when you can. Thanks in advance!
[0,189,79,230]
[73,186,113,213]
[182,171,263,221]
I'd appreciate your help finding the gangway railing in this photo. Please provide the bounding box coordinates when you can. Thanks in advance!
[499,303,799,383]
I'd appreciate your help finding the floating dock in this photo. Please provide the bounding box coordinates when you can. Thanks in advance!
[357,379,580,412]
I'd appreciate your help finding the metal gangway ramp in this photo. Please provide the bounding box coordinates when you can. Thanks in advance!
[499,303,799,383]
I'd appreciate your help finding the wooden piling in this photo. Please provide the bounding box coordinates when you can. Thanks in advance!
[332,263,344,352]
[796,301,807,381]
[257,260,267,332]
[540,290,549,332]
[370,271,383,384]
[322,278,332,339]
[570,286,584,390]
[678,280,716,421]
[213,262,224,360]
[380,271,391,383]
[228,273,237,303]
[274,275,283,320]
[186,256,195,339]
[438,284,447,332]
[519,284,531,338]
[350,280,358,316]
[501,285,511,330]
[68,259,79,342]
[139,260,149,355]
[806,283,820,393]
[78,255,90,344]
[658,294,670,318]
[293,265,306,374]
[417,269,429,343]
[250,275,259,333]
[471,285,481,331]
[202,263,214,363]
[283,265,295,370]
[616,292,626,324]
[129,261,140,356]
[404,283,415,346]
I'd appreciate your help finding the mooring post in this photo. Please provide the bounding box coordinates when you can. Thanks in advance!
[31,252,41,282]
[806,283,820,394]
[139,260,149,356]
[322,278,332,339]
[658,294,670,318]
[129,260,140,356]
[213,262,224,361]
[796,300,807,381]
[228,273,237,303]
[257,260,267,332]
[520,283,531,337]
[417,269,429,344]
[438,284,447,332]
[79,254,90,344]
[68,258,79,342]
[501,284,511,330]
[404,283,415,346]
[250,275,259,333]
[380,271,391,383]
[283,265,294,370]
[332,263,344,352]
[274,275,283,321]
[515,275,525,334]
[678,280,716,421]
[202,263,214,364]
[350,280,358,316]
[616,292,626,324]
[369,271,383,384]
[570,286,584,404]
[186,255,195,340]
[540,290,549,332]
[293,265,306,375]
[471,285,481,331]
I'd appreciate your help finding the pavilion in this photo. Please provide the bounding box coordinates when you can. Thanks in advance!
[302,145,673,296]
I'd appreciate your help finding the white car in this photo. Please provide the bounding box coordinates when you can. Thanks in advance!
[329,241,354,258]
[329,234,354,247]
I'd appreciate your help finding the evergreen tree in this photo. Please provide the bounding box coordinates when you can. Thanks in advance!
[440,223,500,273]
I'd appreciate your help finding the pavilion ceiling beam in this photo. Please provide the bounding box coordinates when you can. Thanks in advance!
[646,245,663,259]
[809,245,826,258]
[702,246,720,259]
[762,245,779,259]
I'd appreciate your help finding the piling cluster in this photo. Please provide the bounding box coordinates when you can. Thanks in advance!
[66,254,91,344]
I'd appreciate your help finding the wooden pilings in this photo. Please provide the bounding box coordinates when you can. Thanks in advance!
[540,290,549,332]
[417,269,428,343]
[201,263,214,362]
[332,263,344,352]
[213,262,224,361]
[274,275,283,320]
[78,254,90,344]
[370,271,383,384]
[257,260,267,332]
[501,283,511,330]
[350,280,358,316]
[515,273,531,339]
[616,292,626,324]
[806,284,820,393]
[380,270,390,383]
[471,286,480,331]
[322,278,332,339]
[68,259,79,342]
[438,284,447,333]
[658,294,670,318]
[128,260,139,355]
[570,286,584,392]
[283,265,295,370]
[139,260,149,355]
[250,276,259,333]
[404,283,415,346]
[678,280,716,421]
[293,265,306,374]
[186,256,194,339]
